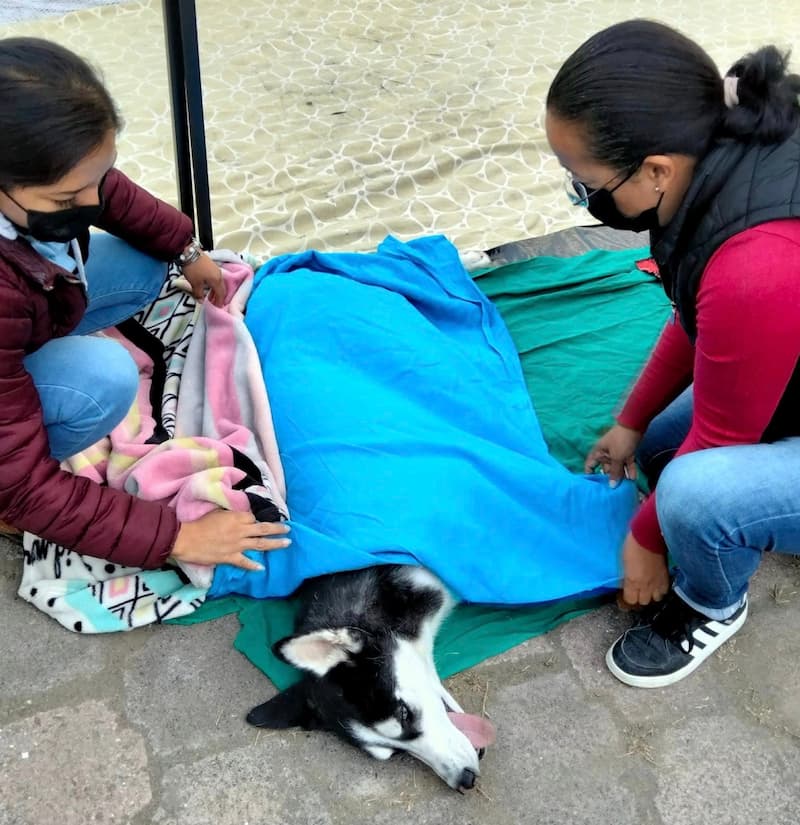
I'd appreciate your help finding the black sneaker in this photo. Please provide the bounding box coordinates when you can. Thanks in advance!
[606,590,748,688]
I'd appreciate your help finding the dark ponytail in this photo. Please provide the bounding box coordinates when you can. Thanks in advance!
[547,19,800,172]
[721,46,800,143]
[0,37,121,189]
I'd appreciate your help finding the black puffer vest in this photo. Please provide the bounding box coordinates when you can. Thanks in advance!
[651,129,800,341]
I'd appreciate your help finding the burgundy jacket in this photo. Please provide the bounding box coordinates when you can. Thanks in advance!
[0,169,194,568]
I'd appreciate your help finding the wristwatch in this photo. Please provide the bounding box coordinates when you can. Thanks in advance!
[175,237,203,269]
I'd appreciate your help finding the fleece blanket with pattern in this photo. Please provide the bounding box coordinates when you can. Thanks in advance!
[18,256,287,632]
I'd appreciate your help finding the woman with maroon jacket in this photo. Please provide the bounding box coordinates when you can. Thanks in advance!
[0,38,290,573]
[546,20,800,687]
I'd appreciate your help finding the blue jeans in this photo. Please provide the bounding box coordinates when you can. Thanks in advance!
[24,234,167,461]
[637,387,800,620]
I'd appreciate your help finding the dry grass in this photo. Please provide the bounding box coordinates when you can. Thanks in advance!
[622,723,658,766]
[770,582,797,606]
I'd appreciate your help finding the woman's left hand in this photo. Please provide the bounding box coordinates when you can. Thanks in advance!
[621,531,670,606]
[182,252,226,306]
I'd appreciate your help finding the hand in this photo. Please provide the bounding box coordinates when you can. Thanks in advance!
[585,423,642,486]
[182,252,226,306]
[170,509,291,571]
[621,532,669,606]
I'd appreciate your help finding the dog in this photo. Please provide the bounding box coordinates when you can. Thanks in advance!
[246,564,494,791]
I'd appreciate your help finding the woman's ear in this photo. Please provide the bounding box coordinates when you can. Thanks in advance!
[640,155,678,190]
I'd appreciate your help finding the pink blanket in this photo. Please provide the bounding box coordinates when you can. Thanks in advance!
[19,256,287,631]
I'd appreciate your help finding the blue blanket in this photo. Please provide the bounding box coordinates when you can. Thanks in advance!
[209,235,636,603]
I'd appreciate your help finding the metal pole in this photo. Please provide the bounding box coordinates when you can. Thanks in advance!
[177,0,214,250]
[161,0,195,223]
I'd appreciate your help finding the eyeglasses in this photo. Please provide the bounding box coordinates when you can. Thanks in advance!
[564,164,640,208]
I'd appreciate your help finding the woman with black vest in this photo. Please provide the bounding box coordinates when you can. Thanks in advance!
[545,19,800,687]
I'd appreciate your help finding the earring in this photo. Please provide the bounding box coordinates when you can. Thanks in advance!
[654,186,661,193]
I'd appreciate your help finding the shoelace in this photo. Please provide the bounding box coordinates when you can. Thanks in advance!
[643,593,700,653]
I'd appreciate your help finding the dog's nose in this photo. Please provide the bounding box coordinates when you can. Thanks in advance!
[459,768,477,790]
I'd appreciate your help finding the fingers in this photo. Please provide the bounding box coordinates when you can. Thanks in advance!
[625,585,653,606]
[605,459,626,487]
[585,449,629,484]
[651,572,670,603]
[616,591,638,612]
[246,535,292,552]
[229,552,265,572]
[226,511,290,532]
[185,264,225,306]
[621,580,668,607]
[225,520,292,570]
[228,528,292,572]
[249,520,291,537]
[209,277,227,307]
[623,580,640,607]
[624,456,638,481]
[585,444,608,474]
[236,518,291,552]
[212,511,292,561]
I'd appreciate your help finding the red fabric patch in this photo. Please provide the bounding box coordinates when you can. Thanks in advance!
[635,257,660,277]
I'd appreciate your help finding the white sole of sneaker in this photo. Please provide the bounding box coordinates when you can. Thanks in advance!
[605,599,749,689]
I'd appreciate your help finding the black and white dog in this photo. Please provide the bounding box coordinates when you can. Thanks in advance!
[246,565,494,791]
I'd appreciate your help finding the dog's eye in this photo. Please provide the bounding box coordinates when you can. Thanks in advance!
[396,702,413,725]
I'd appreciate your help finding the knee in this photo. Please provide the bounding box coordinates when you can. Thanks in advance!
[655,450,734,537]
[636,426,675,489]
[97,339,139,422]
[33,336,140,461]
[70,337,139,430]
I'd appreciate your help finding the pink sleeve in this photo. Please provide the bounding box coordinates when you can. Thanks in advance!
[617,318,695,433]
[631,224,800,554]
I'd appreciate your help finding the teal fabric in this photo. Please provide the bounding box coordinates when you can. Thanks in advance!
[474,247,671,472]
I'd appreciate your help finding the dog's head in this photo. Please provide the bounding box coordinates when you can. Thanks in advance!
[246,626,482,791]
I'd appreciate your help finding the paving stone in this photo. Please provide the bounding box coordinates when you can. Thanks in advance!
[123,615,273,757]
[0,700,151,825]
[655,713,800,825]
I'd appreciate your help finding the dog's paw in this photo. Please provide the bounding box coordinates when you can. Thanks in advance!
[459,249,493,272]
[363,744,396,760]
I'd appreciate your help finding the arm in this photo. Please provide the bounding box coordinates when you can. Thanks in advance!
[584,301,695,485]
[96,169,225,305]
[617,315,695,433]
[95,168,194,260]
[631,225,800,554]
[0,283,180,567]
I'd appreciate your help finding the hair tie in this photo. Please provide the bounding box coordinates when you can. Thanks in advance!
[723,75,740,108]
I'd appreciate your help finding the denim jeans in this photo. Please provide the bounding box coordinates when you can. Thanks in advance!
[24,234,167,461]
[637,387,800,620]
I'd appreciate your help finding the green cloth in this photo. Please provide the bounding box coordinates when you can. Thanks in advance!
[172,246,673,687]
[173,590,605,690]
[474,247,672,473]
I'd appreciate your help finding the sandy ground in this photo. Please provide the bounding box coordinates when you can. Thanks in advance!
[3,0,798,257]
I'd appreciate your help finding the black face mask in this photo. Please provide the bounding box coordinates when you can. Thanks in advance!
[585,187,664,233]
[3,184,106,243]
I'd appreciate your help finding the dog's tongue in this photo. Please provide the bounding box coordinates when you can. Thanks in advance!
[447,712,496,748]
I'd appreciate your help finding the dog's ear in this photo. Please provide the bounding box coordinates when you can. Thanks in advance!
[274,628,364,677]
[246,681,318,730]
